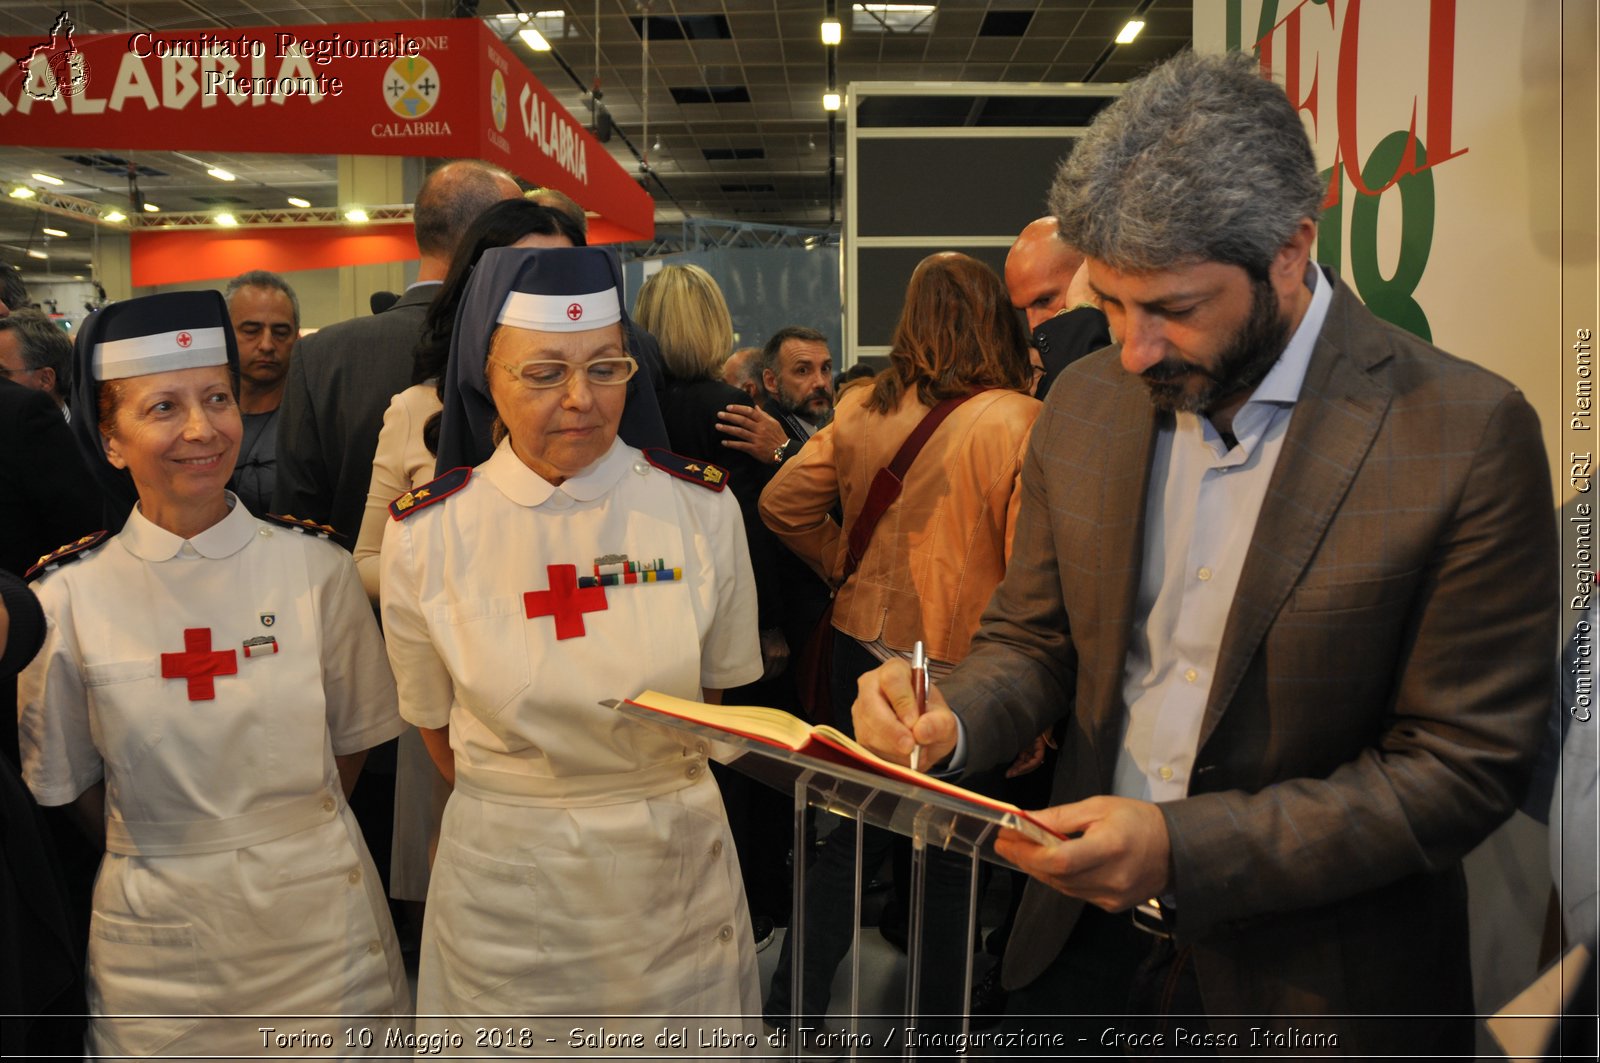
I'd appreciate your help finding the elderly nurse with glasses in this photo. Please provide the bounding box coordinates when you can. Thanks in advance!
[381,248,763,1045]
[18,292,409,1057]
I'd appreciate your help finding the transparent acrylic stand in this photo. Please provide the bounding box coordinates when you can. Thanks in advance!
[612,701,1039,1061]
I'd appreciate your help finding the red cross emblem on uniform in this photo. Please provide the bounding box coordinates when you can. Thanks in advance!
[566,302,583,321]
[524,564,607,640]
[160,628,238,700]
[176,331,193,348]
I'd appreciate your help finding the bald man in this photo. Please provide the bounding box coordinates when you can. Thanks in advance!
[1005,216,1086,330]
[1005,217,1110,399]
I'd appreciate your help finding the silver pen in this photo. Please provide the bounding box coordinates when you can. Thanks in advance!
[910,641,927,772]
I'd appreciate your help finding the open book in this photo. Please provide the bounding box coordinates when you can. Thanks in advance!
[626,690,1064,846]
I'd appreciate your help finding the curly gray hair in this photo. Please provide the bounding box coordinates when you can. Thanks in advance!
[1050,49,1322,279]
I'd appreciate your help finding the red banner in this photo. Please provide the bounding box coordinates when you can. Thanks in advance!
[0,18,653,240]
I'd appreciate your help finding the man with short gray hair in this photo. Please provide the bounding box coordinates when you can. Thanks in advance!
[851,49,1554,1053]
[0,309,73,415]
[224,270,301,513]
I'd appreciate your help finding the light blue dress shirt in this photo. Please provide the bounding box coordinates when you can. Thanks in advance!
[1112,266,1333,803]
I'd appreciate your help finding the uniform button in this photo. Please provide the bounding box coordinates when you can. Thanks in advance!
[686,763,701,780]
[347,869,362,885]
[1197,567,1212,581]
[711,840,724,858]
[321,797,336,812]
[633,460,651,475]
[367,940,382,954]
[716,925,733,943]
[1184,668,1198,683]
[695,741,708,756]
[1158,766,1174,782]
[258,527,271,537]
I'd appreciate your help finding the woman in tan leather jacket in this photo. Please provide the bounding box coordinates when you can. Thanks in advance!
[757,251,1041,1031]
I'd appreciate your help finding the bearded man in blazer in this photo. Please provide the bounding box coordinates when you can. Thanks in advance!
[853,51,1556,1056]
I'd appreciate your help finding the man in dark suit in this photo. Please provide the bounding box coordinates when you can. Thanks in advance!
[854,51,1555,1055]
[272,160,522,539]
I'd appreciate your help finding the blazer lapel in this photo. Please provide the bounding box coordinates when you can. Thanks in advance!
[1089,373,1159,781]
[1197,283,1392,750]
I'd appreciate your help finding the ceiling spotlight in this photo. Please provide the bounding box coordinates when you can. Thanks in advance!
[808,135,817,151]
[207,167,237,182]
[345,208,369,223]
[822,91,841,112]
[27,249,48,260]
[519,28,552,51]
[43,227,68,237]
[1115,20,1145,44]
[821,18,842,46]
[215,213,238,227]
[104,209,127,223]
[652,136,663,152]
[10,187,36,199]
[287,196,311,208]
[143,202,160,213]
[30,172,64,186]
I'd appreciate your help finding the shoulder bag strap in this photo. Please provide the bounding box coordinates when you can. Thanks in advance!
[841,388,991,580]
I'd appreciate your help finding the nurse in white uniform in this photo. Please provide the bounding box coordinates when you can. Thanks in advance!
[18,291,410,1058]
[381,247,763,1050]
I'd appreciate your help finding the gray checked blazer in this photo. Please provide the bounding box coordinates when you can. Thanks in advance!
[941,273,1557,1055]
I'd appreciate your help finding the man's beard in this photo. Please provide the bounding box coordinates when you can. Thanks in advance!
[1140,277,1289,415]
[775,386,833,426]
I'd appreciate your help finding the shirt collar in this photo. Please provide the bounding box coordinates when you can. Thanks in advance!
[119,492,258,561]
[1244,263,1332,408]
[481,435,631,507]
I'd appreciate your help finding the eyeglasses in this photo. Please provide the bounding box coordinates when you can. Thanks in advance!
[490,355,638,390]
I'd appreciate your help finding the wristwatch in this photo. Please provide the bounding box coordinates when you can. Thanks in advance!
[772,439,792,465]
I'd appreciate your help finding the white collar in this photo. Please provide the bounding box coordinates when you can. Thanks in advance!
[119,492,258,561]
[481,436,632,507]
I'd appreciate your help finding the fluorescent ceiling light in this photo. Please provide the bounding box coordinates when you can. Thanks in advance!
[30,172,64,186]
[207,167,236,182]
[42,227,68,237]
[215,213,238,227]
[823,91,841,111]
[287,196,311,208]
[852,3,936,34]
[143,202,160,213]
[821,19,842,45]
[104,210,127,222]
[27,249,48,260]
[1115,20,1145,44]
[9,187,36,199]
[344,208,369,223]
[535,8,564,15]
[519,28,551,51]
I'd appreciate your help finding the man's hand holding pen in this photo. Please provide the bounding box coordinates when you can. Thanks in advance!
[850,657,959,771]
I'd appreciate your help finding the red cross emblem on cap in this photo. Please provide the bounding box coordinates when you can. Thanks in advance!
[566,302,584,321]
[176,331,193,348]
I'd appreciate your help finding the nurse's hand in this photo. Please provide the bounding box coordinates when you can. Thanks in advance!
[851,658,957,770]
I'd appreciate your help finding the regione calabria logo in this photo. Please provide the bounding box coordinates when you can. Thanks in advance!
[384,55,438,119]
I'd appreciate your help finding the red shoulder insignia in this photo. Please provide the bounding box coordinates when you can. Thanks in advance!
[262,513,343,541]
[642,448,728,492]
[26,530,109,582]
[389,467,472,520]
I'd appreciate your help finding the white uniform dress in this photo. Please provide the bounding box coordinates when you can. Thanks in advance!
[19,497,410,1059]
[381,438,764,1052]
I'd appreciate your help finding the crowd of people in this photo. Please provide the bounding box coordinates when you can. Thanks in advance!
[0,48,1592,1061]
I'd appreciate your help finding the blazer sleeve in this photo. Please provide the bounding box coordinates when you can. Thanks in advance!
[271,335,330,519]
[1160,389,1558,939]
[938,399,1080,770]
[353,392,418,605]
